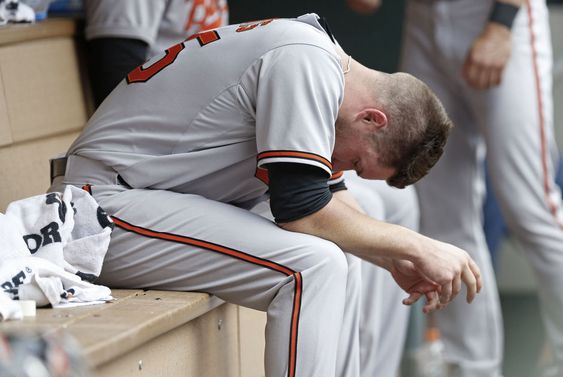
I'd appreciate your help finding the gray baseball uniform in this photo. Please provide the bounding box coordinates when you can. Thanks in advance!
[63,14,361,377]
[85,0,229,58]
[402,0,563,375]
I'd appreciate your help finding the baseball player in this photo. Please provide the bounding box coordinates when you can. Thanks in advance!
[404,0,563,375]
[55,14,483,377]
[350,0,563,375]
[84,0,229,106]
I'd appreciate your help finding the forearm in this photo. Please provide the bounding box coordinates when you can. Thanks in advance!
[279,195,423,265]
[330,189,394,269]
[280,190,483,306]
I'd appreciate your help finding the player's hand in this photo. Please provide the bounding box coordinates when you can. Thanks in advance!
[462,22,512,90]
[347,0,382,15]
[411,238,482,306]
[389,259,444,313]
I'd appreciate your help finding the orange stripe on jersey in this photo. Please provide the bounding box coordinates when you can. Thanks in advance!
[111,215,302,376]
[257,151,332,171]
[330,171,344,180]
[255,166,269,185]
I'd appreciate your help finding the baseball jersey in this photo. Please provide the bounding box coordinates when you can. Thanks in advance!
[69,14,345,207]
[84,0,229,58]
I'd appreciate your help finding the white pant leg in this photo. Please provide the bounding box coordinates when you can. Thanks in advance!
[401,2,504,376]
[89,185,351,377]
[252,200,362,377]
[337,253,362,377]
[345,172,416,377]
[475,0,563,369]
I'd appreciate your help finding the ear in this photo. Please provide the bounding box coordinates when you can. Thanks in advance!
[358,108,388,130]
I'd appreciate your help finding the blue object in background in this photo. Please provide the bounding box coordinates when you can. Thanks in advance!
[483,159,563,269]
[48,0,83,16]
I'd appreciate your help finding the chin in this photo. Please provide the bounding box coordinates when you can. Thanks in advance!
[332,162,345,171]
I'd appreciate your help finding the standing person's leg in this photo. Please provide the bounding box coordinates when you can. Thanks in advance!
[87,185,352,377]
[477,0,563,371]
[345,172,417,377]
[401,2,504,376]
[337,253,362,377]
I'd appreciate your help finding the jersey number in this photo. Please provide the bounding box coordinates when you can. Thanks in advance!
[126,19,274,83]
[126,30,221,84]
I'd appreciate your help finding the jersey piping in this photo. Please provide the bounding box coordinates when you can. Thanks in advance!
[257,151,333,176]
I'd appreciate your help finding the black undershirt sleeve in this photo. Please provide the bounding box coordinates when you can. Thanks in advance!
[86,37,148,107]
[267,163,344,223]
[329,179,347,193]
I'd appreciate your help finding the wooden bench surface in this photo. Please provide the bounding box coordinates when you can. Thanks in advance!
[0,290,223,367]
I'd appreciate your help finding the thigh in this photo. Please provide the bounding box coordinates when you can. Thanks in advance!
[90,186,347,311]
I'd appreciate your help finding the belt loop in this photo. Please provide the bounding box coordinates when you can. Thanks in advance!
[50,156,68,184]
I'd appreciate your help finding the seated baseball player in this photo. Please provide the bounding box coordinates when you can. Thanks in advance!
[53,14,482,377]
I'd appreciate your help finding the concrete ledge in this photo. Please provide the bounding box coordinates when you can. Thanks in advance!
[0,18,77,47]
[0,290,234,375]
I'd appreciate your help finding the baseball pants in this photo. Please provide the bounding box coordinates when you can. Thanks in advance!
[59,155,361,377]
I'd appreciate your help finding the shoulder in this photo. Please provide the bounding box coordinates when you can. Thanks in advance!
[266,15,339,57]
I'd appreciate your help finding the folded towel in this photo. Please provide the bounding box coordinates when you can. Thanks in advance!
[0,186,114,320]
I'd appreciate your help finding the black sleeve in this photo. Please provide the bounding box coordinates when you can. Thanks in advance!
[329,180,347,193]
[86,37,148,107]
[266,163,333,223]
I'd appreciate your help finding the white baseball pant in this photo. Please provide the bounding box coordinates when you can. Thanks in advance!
[59,155,362,377]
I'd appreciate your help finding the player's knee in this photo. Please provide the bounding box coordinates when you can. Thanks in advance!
[301,238,348,280]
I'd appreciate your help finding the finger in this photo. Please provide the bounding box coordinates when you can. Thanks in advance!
[452,273,462,298]
[403,292,423,306]
[476,66,489,89]
[468,258,483,293]
[490,67,502,87]
[462,266,478,303]
[464,60,481,89]
[407,281,440,294]
[423,291,441,314]
[462,59,474,87]
[439,280,453,305]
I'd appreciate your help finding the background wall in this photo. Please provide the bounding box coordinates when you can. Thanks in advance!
[229,0,406,73]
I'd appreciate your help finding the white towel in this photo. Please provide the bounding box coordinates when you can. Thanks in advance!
[63,187,113,279]
[5,188,75,269]
[0,186,114,320]
[0,257,112,308]
[0,213,29,260]
[4,186,113,278]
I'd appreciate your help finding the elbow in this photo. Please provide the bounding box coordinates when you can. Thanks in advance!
[277,218,306,232]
